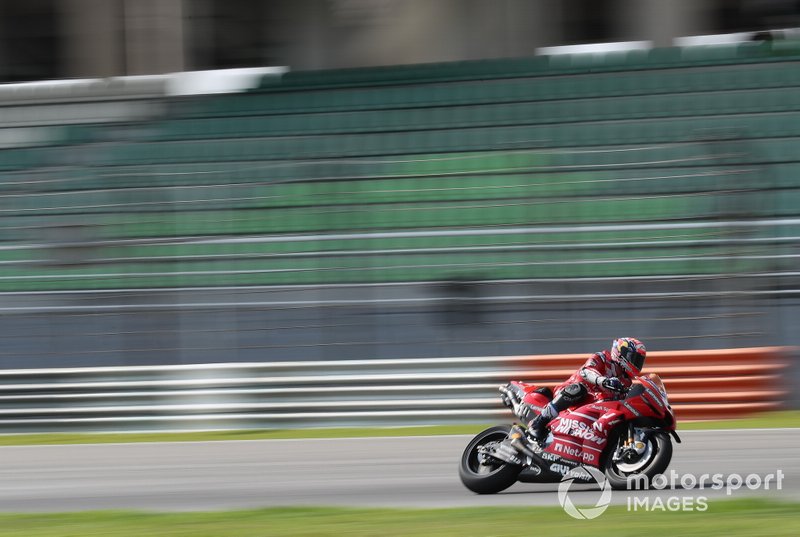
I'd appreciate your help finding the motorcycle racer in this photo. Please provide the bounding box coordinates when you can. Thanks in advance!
[502,337,647,442]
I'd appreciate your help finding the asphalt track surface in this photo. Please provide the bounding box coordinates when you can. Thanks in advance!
[0,429,797,512]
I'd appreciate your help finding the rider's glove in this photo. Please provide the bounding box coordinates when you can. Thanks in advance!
[601,376,624,393]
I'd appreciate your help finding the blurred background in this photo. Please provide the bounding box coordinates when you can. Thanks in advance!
[0,0,798,432]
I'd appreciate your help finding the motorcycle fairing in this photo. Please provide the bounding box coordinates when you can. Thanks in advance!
[511,381,550,414]
[544,407,608,467]
[506,374,676,470]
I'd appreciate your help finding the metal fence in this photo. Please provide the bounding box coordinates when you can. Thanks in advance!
[0,348,786,434]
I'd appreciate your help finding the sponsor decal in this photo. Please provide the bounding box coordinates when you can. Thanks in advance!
[570,426,606,444]
[622,401,641,417]
[552,441,600,466]
[539,451,559,461]
[553,418,606,444]
[549,463,574,476]
[642,385,665,406]
[553,442,581,458]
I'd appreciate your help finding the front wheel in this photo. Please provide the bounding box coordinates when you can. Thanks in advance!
[459,425,522,494]
[603,429,673,490]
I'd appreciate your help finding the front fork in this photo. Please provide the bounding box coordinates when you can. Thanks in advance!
[625,422,635,447]
[616,423,647,463]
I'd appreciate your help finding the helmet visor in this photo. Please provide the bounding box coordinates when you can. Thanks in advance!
[627,350,645,372]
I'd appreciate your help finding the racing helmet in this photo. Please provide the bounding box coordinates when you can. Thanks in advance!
[611,337,646,377]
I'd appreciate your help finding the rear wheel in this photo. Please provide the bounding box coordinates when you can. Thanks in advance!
[458,425,522,494]
[603,428,673,490]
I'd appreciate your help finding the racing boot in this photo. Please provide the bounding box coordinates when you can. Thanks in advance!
[527,402,558,443]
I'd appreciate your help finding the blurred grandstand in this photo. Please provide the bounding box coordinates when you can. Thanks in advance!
[0,39,798,374]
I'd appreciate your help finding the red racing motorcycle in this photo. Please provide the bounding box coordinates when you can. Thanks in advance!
[459,374,680,493]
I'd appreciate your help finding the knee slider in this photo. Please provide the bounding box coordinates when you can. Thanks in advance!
[561,382,587,403]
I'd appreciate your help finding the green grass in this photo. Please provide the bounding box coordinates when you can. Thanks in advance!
[0,499,795,536]
[679,410,800,431]
[0,411,797,446]
[0,425,481,446]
